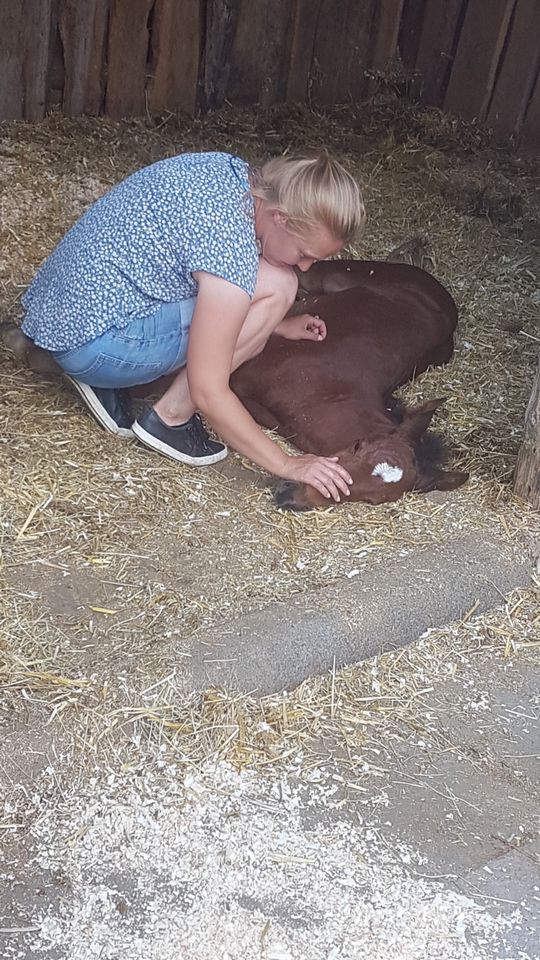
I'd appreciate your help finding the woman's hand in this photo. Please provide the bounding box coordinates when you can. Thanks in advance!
[276,313,327,342]
[281,453,352,502]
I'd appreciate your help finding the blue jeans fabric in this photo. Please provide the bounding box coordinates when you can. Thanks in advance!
[52,299,196,387]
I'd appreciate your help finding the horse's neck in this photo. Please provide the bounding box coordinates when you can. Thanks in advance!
[290,397,394,456]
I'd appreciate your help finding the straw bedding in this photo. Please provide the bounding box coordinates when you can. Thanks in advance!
[0,96,538,762]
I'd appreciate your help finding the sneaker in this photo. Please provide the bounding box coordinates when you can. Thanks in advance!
[65,376,134,438]
[132,408,228,466]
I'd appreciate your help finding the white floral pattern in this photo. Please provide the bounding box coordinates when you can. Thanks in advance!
[22,153,259,350]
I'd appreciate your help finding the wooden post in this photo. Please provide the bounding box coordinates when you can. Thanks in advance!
[514,353,540,509]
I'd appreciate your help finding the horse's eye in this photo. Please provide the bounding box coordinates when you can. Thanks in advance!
[353,440,361,454]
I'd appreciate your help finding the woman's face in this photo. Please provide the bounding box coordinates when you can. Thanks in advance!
[259,211,343,272]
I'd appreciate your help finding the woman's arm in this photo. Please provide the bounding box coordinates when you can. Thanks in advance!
[187,273,352,501]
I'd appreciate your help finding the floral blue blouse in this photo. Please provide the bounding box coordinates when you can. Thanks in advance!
[22,152,259,350]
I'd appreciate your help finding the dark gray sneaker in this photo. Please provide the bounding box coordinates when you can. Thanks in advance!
[132,408,228,466]
[65,376,134,438]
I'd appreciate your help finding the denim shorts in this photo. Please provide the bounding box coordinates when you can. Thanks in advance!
[52,299,196,387]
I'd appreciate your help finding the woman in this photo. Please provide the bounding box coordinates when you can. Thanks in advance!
[22,152,365,502]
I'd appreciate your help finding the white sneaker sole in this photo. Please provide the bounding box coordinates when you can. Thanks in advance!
[131,420,228,466]
[65,376,134,438]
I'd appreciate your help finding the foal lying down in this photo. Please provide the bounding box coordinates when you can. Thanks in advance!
[230,260,468,510]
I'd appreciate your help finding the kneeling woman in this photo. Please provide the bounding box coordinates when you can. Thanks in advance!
[22,152,365,503]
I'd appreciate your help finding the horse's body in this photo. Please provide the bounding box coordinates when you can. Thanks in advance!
[231,260,468,509]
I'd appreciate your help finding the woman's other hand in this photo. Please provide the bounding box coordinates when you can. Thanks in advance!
[276,313,327,342]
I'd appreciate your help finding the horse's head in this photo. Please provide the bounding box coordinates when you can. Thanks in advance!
[275,399,468,511]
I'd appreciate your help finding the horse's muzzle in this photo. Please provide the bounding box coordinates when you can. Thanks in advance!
[274,480,312,512]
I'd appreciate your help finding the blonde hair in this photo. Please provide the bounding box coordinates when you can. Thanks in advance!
[250,154,365,244]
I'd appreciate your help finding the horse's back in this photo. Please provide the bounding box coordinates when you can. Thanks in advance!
[236,266,457,398]
[297,260,457,329]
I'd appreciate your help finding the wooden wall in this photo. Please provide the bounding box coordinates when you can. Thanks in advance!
[0,0,539,145]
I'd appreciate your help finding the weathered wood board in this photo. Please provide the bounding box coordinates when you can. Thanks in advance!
[398,0,427,72]
[105,0,154,120]
[60,0,109,116]
[414,0,464,106]
[227,0,294,108]
[149,0,201,115]
[444,0,516,122]
[203,0,241,110]
[521,69,540,147]
[487,0,540,140]
[0,3,27,120]
[286,0,322,103]
[24,0,54,122]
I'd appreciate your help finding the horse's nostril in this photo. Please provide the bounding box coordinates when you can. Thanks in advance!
[275,481,311,511]
[275,480,297,506]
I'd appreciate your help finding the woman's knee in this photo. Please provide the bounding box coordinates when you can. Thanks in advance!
[254,260,298,312]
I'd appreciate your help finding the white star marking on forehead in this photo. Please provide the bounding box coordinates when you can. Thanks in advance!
[371,462,403,483]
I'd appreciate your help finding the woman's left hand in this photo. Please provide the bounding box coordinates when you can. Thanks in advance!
[277,313,327,342]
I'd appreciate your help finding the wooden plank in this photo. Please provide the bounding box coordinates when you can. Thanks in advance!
[310,0,364,105]
[415,0,464,107]
[286,0,322,103]
[305,0,376,105]
[47,0,66,110]
[398,0,427,71]
[149,0,202,115]
[59,0,109,116]
[262,0,296,104]
[366,0,404,95]
[369,0,404,70]
[444,0,516,122]
[0,1,26,119]
[224,0,265,105]
[344,0,376,101]
[521,69,540,147]
[84,0,109,114]
[227,0,294,107]
[486,0,540,140]
[105,0,154,119]
[203,0,241,110]
[513,353,540,509]
[24,0,54,121]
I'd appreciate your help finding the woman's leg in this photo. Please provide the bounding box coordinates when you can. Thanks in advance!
[152,261,297,426]
[38,301,194,438]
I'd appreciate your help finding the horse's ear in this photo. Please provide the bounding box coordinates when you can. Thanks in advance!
[401,398,446,441]
[415,468,469,493]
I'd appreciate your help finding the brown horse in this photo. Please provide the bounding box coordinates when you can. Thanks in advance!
[230,260,468,510]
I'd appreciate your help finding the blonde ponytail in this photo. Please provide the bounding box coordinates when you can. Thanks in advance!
[250,155,365,244]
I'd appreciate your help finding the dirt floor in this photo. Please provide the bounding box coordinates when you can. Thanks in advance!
[1,596,538,959]
[0,96,539,957]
